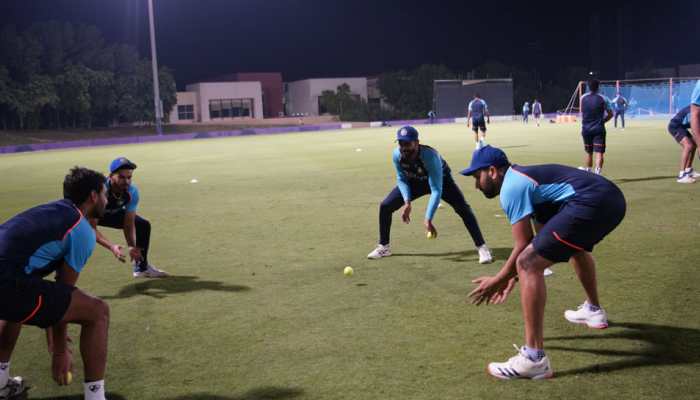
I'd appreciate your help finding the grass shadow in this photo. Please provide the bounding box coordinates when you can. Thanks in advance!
[102,275,251,300]
[164,387,304,400]
[614,175,674,184]
[391,247,512,263]
[547,321,700,377]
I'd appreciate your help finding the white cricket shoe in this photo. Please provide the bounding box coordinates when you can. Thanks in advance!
[686,169,700,178]
[133,263,169,278]
[578,166,591,172]
[564,301,608,329]
[477,245,494,264]
[0,376,28,399]
[367,244,392,259]
[487,345,553,380]
[676,175,696,184]
[543,267,554,277]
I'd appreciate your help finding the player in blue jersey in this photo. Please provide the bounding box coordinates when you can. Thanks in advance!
[367,126,493,264]
[532,99,542,127]
[92,157,168,278]
[579,79,613,175]
[0,167,111,400]
[427,110,436,124]
[611,92,628,130]
[667,106,700,183]
[522,102,530,124]
[460,145,626,380]
[691,80,700,148]
[467,94,491,149]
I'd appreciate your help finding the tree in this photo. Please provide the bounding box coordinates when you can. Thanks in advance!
[378,64,456,119]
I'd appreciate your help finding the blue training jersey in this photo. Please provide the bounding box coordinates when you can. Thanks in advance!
[468,99,488,119]
[532,102,542,114]
[670,106,691,128]
[0,199,96,279]
[393,145,450,220]
[499,164,621,225]
[104,179,139,217]
[523,103,530,113]
[581,92,612,135]
[612,95,628,111]
[692,80,700,106]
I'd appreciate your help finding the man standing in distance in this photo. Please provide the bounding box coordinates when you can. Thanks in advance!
[92,158,168,278]
[690,80,700,150]
[579,79,613,174]
[367,126,493,264]
[611,92,628,130]
[460,145,626,379]
[532,99,543,127]
[0,167,112,400]
[467,93,490,149]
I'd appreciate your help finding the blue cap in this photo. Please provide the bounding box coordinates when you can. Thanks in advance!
[109,157,137,174]
[396,125,419,142]
[460,145,509,176]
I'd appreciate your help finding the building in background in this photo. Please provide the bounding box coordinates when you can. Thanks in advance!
[285,77,368,116]
[204,72,284,118]
[169,81,264,123]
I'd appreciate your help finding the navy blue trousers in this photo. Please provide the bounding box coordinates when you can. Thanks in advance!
[378,175,485,247]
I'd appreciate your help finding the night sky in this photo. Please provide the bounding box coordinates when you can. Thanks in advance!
[1,0,699,87]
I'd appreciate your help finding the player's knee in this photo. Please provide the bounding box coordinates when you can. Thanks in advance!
[90,298,110,325]
[516,248,539,273]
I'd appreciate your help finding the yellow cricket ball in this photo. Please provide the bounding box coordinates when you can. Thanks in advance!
[66,371,73,385]
[427,231,437,239]
[343,266,354,276]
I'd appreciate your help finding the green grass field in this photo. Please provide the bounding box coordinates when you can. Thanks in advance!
[1,120,699,400]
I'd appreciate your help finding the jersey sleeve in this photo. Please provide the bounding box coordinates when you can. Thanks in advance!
[393,149,411,201]
[422,148,444,220]
[692,80,700,106]
[499,171,536,225]
[63,218,96,273]
[126,185,140,212]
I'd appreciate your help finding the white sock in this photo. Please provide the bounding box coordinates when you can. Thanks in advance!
[684,167,692,173]
[594,167,601,174]
[0,361,9,388]
[85,380,106,400]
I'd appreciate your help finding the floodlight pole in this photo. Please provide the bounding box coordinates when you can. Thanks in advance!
[148,0,163,135]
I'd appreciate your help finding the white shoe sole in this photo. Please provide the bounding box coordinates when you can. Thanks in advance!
[564,315,608,329]
[478,257,494,264]
[487,366,554,380]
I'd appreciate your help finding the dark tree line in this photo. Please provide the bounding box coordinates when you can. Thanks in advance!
[0,22,176,130]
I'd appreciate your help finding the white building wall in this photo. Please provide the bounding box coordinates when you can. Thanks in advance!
[185,81,264,121]
[286,77,368,116]
[169,91,198,124]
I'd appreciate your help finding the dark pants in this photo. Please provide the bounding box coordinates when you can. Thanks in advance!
[614,111,625,128]
[378,176,485,247]
[98,211,151,268]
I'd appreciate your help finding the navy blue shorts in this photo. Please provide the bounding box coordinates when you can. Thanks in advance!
[0,277,75,328]
[471,117,487,132]
[531,188,626,263]
[583,132,606,154]
[668,124,693,144]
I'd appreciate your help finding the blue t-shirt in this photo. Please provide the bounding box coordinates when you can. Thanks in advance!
[612,95,628,111]
[468,99,488,119]
[581,92,612,135]
[0,199,96,279]
[670,106,691,128]
[523,103,530,113]
[499,164,620,224]
[104,179,140,217]
[532,101,542,114]
[393,145,449,220]
[692,80,700,106]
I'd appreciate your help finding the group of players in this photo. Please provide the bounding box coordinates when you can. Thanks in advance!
[0,158,166,399]
[0,79,699,400]
[367,78,700,379]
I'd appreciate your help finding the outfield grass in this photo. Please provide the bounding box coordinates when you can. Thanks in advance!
[1,120,699,399]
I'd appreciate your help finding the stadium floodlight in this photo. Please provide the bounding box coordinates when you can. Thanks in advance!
[147,0,163,135]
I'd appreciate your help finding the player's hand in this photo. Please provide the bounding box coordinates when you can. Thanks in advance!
[51,348,73,386]
[468,275,516,305]
[401,203,412,224]
[128,246,143,263]
[424,220,437,237]
[110,244,126,262]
